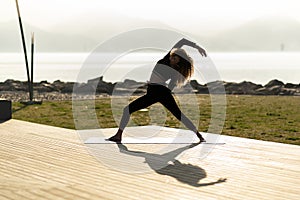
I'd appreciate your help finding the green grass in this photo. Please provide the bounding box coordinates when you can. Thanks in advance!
[12,95,300,145]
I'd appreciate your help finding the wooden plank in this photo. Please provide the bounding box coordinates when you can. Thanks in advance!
[0,119,299,200]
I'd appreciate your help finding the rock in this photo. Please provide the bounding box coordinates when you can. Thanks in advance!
[39,80,49,84]
[60,82,75,93]
[174,86,194,94]
[190,80,200,89]
[0,78,299,96]
[279,88,297,96]
[268,85,283,95]
[116,79,145,89]
[88,76,115,94]
[227,81,263,95]
[33,82,57,93]
[52,80,66,91]
[51,80,75,93]
[197,85,209,94]
[265,79,284,88]
[1,80,27,91]
[189,80,208,94]
[285,83,298,89]
[4,79,17,84]
[96,82,115,94]
[132,88,147,95]
[206,81,226,94]
[255,85,284,95]
[255,87,269,95]
[87,76,103,85]
[0,83,12,91]
[74,83,96,94]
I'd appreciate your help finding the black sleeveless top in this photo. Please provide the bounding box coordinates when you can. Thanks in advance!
[150,38,196,90]
[151,51,179,90]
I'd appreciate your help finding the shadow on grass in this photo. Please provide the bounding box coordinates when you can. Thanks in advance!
[12,104,29,114]
[117,143,227,187]
[12,101,43,114]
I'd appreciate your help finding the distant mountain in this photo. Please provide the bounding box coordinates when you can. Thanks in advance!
[199,17,300,51]
[0,20,95,52]
[1,16,300,52]
[50,11,175,42]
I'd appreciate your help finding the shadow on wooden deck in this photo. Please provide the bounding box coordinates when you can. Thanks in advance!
[117,143,227,187]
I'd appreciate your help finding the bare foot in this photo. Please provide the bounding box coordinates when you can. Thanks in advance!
[196,132,206,143]
[106,135,122,143]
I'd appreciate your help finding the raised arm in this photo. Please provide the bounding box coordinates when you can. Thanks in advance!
[160,38,206,62]
[172,38,207,57]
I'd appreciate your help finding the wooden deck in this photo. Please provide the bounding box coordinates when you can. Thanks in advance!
[0,119,299,200]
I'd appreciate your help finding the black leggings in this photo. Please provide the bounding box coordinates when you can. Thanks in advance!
[119,84,198,133]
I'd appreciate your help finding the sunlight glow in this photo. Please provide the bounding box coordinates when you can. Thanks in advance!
[1,0,299,32]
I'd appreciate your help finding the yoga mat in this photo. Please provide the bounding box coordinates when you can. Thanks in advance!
[84,137,225,144]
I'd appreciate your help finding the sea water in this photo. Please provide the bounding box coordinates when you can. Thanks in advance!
[0,52,299,85]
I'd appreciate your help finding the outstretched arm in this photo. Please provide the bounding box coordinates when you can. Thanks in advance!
[172,38,207,57]
[159,38,207,62]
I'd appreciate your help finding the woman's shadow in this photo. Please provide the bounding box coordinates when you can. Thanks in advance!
[117,143,227,187]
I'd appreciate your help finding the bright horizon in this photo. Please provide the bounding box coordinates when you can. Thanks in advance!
[1,0,300,34]
[1,0,299,84]
[1,52,300,85]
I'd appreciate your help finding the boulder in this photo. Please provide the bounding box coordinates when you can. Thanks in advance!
[88,77,119,94]
[268,85,283,95]
[190,80,201,89]
[285,83,298,89]
[73,83,96,94]
[0,78,299,96]
[197,85,209,94]
[52,80,66,91]
[265,79,284,88]
[1,80,27,91]
[255,85,284,95]
[96,82,115,94]
[279,88,297,96]
[60,82,75,93]
[206,81,226,94]
[225,81,263,95]
[116,79,145,89]
[87,76,104,85]
[255,87,269,95]
[33,82,57,93]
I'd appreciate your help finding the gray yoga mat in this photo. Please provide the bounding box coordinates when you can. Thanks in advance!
[84,137,225,144]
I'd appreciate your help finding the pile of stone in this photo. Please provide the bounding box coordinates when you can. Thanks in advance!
[0,77,299,101]
[203,79,300,96]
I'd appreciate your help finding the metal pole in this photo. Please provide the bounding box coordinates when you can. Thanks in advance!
[30,32,34,101]
[15,0,32,101]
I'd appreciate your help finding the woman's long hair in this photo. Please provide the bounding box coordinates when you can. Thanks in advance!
[170,48,194,87]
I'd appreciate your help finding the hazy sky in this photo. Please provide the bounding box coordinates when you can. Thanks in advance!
[2,0,300,34]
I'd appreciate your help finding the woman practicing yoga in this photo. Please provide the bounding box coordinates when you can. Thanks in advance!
[107,38,207,143]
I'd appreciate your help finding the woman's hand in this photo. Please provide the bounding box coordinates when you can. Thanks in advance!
[173,38,207,57]
[196,46,207,57]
